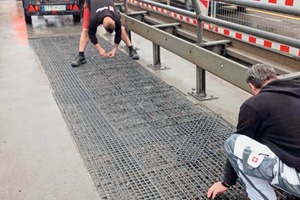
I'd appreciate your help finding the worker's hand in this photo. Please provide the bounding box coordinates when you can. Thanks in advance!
[107,48,117,58]
[207,181,229,199]
[98,47,107,58]
[95,44,107,58]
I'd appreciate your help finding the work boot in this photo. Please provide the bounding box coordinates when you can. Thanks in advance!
[129,46,139,60]
[71,55,86,67]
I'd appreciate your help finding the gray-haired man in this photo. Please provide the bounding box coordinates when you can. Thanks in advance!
[207,63,300,199]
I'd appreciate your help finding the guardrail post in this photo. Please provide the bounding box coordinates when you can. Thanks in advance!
[189,0,217,100]
[148,43,168,70]
[123,0,132,41]
[124,0,128,14]
[211,0,217,18]
[153,43,161,68]
[195,19,206,96]
[195,67,206,97]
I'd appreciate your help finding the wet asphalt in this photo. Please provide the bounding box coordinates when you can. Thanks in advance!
[0,0,101,199]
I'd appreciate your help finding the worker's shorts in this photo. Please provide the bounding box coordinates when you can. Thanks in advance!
[82,3,90,30]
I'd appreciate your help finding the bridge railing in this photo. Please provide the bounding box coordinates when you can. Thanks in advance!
[209,1,300,40]
[119,0,300,98]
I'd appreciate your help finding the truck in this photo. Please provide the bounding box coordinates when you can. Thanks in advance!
[22,0,84,24]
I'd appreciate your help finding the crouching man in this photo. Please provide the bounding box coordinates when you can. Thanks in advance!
[207,63,300,199]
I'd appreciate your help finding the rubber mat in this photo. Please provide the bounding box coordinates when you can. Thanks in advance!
[29,35,287,199]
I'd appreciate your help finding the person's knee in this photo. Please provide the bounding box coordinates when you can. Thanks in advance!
[224,133,240,155]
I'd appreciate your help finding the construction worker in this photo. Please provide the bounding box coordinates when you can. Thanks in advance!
[71,0,139,67]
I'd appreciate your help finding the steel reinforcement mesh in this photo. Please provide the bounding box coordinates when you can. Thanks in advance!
[29,35,287,199]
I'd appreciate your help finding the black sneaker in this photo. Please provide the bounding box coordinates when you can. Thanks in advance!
[71,55,86,67]
[129,47,139,60]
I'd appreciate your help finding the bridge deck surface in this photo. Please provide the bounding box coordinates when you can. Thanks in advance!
[29,35,246,199]
[0,0,289,198]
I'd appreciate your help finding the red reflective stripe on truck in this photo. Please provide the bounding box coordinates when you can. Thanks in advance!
[27,5,35,12]
[73,4,79,11]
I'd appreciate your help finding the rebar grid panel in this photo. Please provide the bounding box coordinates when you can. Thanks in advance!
[29,35,288,199]
[175,115,232,162]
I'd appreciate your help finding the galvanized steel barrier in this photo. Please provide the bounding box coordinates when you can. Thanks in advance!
[120,0,300,98]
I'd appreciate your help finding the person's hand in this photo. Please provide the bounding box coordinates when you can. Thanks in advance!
[107,48,117,58]
[98,47,107,58]
[207,181,229,199]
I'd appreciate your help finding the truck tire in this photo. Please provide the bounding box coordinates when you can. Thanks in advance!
[73,14,81,22]
[24,8,32,24]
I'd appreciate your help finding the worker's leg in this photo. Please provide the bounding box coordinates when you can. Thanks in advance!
[71,3,90,67]
[224,134,277,200]
[225,134,300,198]
[121,26,139,60]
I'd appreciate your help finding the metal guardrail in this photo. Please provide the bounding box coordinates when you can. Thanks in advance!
[121,0,299,96]
[210,1,300,40]
[126,0,300,58]
[121,13,252,93]
[279,71,300,80]
[219,0,300,16]
[199,15,300,49]
[133,0,300,48]
[189,0,300,49]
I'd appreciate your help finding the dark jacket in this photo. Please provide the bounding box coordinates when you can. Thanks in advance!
[88,0,122,46]
[223,79,300,185]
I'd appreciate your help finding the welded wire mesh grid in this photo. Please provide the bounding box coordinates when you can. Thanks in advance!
[29,35,287,199]
[210,1,300,40]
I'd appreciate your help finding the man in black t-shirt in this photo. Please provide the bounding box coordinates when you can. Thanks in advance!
[71,0,139,67]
